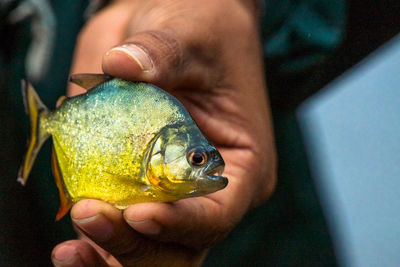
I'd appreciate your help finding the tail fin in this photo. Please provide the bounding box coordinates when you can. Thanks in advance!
[18,80,51,185]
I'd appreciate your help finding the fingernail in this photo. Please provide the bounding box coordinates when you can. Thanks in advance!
[53,245,84,267]
[72,214,114,242]
[107,44,153,71]
[126,219,162,236]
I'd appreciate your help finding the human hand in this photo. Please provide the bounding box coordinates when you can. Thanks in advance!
[52,0,276,266]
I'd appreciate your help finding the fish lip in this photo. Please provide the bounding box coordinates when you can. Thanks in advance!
[204,163,224,177]
[189,157,228,195]
[202,152,225,176]
[202,174,228,188]
[188,174,228,197]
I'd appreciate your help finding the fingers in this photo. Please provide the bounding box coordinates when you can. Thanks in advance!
[70,199,205,266]
[52,240,109,267]
[70,199,146,266]
[123,195,242,250]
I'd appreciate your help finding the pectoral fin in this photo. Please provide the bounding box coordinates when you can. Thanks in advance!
[51,146,72,221]
[69,73,113,90]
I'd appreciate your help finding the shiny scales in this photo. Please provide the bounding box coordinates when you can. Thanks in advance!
[18,74,228,220]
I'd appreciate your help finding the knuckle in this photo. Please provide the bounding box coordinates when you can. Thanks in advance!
[212,0,257,32]
[146,30,184,69]
[265,157,278,198]
[254,152,278,206]
[116,243,158,266]
[195,219,235,249]
[230,6,258,35]
[155,201,236,250]
[124,30,186,86]
[129,30,184,69]
[105,235,158,266]
[260,147,278,202]
[192,208,236,250]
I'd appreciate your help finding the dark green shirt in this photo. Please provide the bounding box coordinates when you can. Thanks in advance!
[0,0,344,265]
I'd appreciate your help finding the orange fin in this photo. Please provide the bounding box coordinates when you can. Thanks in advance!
[56,95,68,108]
[51,146,72,221]
[69,73,113,90]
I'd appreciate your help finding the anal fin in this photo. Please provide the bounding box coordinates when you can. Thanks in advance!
[51,146,72,221]
[56,95,68,108]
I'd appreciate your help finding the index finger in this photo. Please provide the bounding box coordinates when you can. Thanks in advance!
[70,199,205,266]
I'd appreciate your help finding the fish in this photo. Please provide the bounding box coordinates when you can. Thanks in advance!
[18,74,228,220]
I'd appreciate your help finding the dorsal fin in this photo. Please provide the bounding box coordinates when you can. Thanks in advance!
[51,146,72,221]
[69,73,113,90]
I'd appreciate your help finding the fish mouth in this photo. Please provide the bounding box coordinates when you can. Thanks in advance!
[188,157,228,196]
[204,163,225,180]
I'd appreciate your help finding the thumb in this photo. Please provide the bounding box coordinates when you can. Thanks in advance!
[102,30,208,90]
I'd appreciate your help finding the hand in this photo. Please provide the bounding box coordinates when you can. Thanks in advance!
[52,0,276,266]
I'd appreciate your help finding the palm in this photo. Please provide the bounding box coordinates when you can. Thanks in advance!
[166,78,275,246]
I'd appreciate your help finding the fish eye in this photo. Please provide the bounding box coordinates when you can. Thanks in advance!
[188,148,207,166]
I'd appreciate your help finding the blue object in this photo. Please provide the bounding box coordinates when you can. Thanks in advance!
[298,33,400,267]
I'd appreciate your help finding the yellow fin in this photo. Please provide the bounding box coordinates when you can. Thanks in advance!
[51,146,72,221]
[18,80,50,185]
[69,73,113,90]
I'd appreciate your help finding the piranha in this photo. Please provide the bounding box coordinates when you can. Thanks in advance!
[18,74,228,220]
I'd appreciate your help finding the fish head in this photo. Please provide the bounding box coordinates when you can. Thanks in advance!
[145,123,228,198]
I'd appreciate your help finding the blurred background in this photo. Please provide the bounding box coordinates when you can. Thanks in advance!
[298,34,400,267]
[1,0,399,266]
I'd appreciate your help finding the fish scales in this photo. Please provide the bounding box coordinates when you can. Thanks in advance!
[48,80,188,204]
[18,75,228,219]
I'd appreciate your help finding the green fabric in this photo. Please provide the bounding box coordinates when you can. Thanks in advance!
[261,0,346,73]
[204,109,337,266]
[204,1,346,265]
[0,0,344,265]
[0,1,86,265]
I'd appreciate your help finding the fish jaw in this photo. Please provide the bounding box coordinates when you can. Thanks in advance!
[187,156,228,197]
[191,175,228,196]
